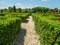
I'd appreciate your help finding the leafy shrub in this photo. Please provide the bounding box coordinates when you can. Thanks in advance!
[0,14,5,16]
[0,15,21,45]
[0,13,31,45]
[11,13,30,22]
[54,14,60,17]
[32,14,60,45]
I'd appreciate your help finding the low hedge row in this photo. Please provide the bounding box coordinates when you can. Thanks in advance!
[0,15,21,45]
[0,13,31,45]
[32,14,60,45]
[11,13,32,22]
[0,14,5,16]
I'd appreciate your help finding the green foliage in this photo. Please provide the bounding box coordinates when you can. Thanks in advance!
[17,8,21,13]
[0,15,21,45]
[0,6,57,13]
[32,13,60,45]
[32,7,50,13]
[54,14,60,17]
[54,8,58,12]
[13,6,16,12]
[11,13,30,22]
[0,14,5,16]
[0,13,30,45]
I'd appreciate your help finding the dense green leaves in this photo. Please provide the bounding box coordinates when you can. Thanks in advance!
[0,15,21,45]
[32,13,60,45]
[0,13,30,45]
[1,6,59,14]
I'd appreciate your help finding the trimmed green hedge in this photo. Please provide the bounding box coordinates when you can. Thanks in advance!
[0,13,31,45]
[0,15,21,45]
[32,13,60,45]
[0,13,29,45]
[11,13,31,22]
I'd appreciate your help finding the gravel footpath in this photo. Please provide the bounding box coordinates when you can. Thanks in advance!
[13,16,40,45]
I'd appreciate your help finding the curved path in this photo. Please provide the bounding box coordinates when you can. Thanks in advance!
[13,16,40,45]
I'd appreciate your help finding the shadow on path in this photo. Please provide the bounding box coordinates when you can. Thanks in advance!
[13,16,40,45]
[13,17,30,45]
[13,28,26,45]
[22,20,29,23]
[24,20,29,23]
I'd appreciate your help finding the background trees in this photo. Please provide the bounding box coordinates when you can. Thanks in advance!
[0,5,60,14]
[13,6,16,12]
[16,8,21,13]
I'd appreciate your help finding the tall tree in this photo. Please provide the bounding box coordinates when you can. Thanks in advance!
[0,9,3,13]
[13,6,16,12]
[3,8,8,13]
[54,8,58,12]
[17,8,21,13]
[8,7,13,13]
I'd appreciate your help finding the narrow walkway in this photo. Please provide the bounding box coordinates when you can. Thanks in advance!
[13,16,40,45]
